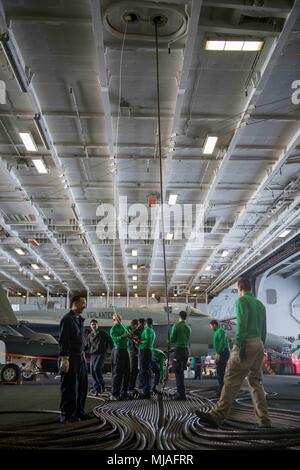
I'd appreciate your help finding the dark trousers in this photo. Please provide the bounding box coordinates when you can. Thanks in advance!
[111,348,130,397]
[216,348,230,391]
[139,349,152,396]
[173,347,189,396]
[60,353,88,419]
[129,351,139,390]
[152,361,160,387]
[194,365,202,380]
[90,353,105,393]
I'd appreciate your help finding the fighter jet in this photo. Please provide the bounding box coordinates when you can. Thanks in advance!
[15,300,290,355]
[0,285,59,382]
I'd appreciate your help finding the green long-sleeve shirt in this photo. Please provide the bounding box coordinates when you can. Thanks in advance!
[152,348,167,380]
[213,327,229,353]
[139,325,156,350]
[169,320,191,348]
[235,292,267,347]
[110,323,128,349]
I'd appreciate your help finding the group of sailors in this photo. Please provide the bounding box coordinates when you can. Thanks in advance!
[58,297,190,423]
[108,315,165,400]
[58,277,272,429]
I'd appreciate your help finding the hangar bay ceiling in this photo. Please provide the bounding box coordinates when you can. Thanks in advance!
[0,0,299,300]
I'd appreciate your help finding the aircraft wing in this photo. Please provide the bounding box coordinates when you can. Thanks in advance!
[0,284,18,325]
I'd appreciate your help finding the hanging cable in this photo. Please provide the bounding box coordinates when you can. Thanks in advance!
[112,22,128,308]
[154,19,171,382]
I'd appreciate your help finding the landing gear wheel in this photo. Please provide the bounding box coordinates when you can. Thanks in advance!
[22,369,35,381]
[1,363,21,383]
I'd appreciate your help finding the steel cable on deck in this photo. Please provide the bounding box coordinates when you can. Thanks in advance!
[1,387,300,449]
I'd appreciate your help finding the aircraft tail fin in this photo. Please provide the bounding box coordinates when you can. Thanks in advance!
[0,284,18,325]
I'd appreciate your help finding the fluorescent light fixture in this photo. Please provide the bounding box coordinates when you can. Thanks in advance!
[132,275,138,281]
[205,265,211,271]
[31,263,39,270]
[132,264,138,270]
[203,136,218,154]
[14,248,25,256]
[168,194,178,205]
[131,249,138,256]
[133,285,137,290]
[33,159,48,174]
[278,229,291,238]
[221,250,229,257]
[224,40,244,51]
[117,293,121,296]
[166,233,174,241]
[19,132,37,152]
[205,40,263,52]
[205,40,225,51]
[43,275,50,280]
[195,286,200,290]
[242,41,263,51]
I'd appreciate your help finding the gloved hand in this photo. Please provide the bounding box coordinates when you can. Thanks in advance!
[214,353,220,363]
[59,356,69,374]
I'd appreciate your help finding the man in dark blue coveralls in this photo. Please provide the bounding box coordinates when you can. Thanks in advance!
[59,295,89,423]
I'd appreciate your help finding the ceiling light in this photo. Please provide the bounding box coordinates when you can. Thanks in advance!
[221,250,229,257]
[134,293,138,298]
[102,292,105,296]
[174,293,177,297]
[203,136,218,154]
[133,285,137,290]
[205,40,226,51]
[193,294,197,297]
[31,263,39,270]
[224,40,245,51]
[132,264,138,270]
[205,265,211,271]
[131,249,138,256]
[151,293,155,298]
[205,40,263,52]
[195,286,200,290]
[14,248,25,256]
[43,275,50,280]
[37,292,41,296]
[168,194,178,205]
[278,229,291,238]
[132,275,138,281]
[117,293,121,296]
[17,292,22,296]
[19,132,37,152]
[242,41,264,51]
[166,233,174,240]
[32,159,48,174]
